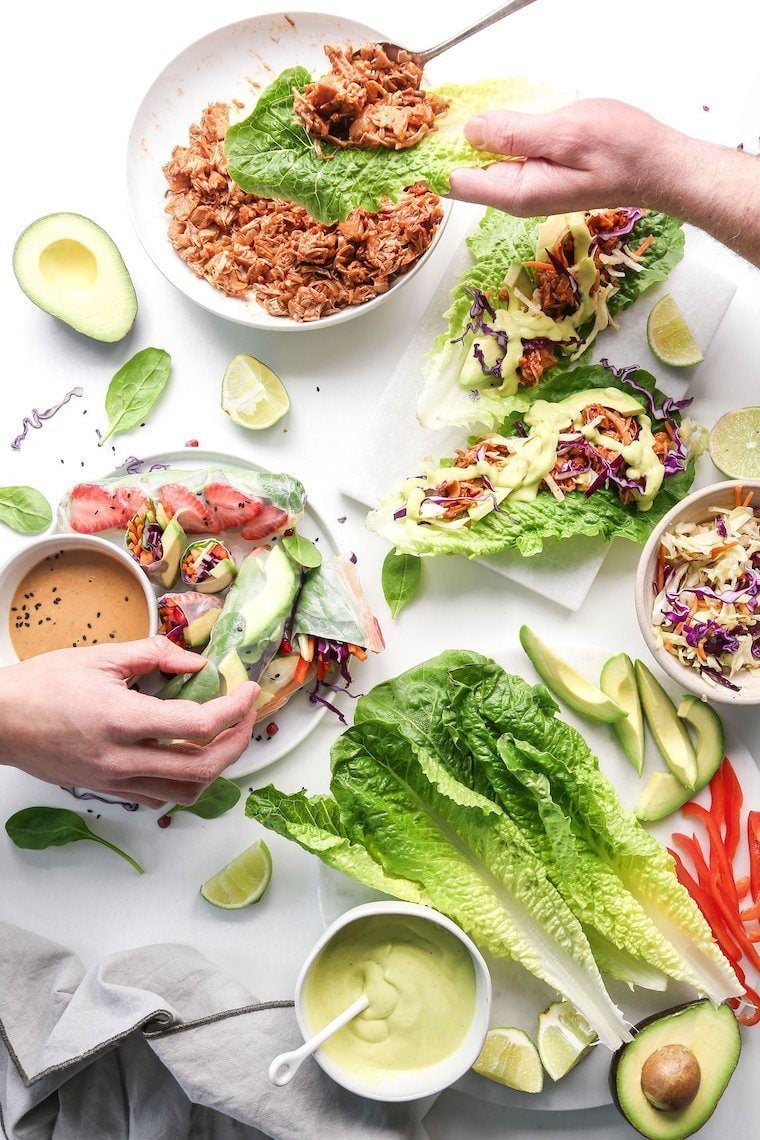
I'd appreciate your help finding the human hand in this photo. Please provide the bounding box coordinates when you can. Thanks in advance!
[0,637,257,808]
[449,98,685,216]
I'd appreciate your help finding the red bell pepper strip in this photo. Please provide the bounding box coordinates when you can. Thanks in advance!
[709,868,760,972]
[749,811,760,904]
[723,758,744,863]
[736,874,751,899]
[667,848,743,964]
[734,984,760,1026]
[709,765,727,837]
[682,801,739,909]
[742,900,760,922]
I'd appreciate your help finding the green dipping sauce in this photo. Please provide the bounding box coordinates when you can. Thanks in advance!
[303,914,476,1083]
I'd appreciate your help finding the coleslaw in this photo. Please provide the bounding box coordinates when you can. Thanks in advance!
[652,491,760,690]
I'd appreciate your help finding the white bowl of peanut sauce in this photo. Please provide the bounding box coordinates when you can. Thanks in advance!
[0,533,157,666]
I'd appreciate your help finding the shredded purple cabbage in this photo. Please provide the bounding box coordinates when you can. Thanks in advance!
[599,359,694,422]
[700,666,741,692]
[61,787,139,811]
[716,514,728,539]
[451,289,509,379]
[589,208,643,242]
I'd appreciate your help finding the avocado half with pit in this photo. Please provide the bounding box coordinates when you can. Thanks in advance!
[13,213,137,342]
[610,1001,740,1139]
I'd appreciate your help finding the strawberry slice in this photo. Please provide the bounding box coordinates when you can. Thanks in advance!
[69,484,144,533]
[242,503,290,541]
[204,482,263,530]
[157,484,215,533]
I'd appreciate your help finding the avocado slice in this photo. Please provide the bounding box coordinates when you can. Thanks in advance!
[157,520,185,590]
[520,626,627,724]
[184,606,222,649]
[635,662,698,789]
[636,697,725,821]
[238,546,300,665]
[195,558,237,595]
[13,213,137,342]
[600,653,645,774]
[218,651,250,696]
[610,1000,740,1139]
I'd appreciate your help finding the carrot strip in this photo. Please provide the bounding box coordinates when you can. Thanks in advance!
[743,491,754,508]
[734,485,744,507]
[709,541,739,556]
[656,544,666,592]
[631,234,654,258]
[522,260,553,271]
[293,657,310,686]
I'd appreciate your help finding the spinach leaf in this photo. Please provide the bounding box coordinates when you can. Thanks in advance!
[99,348,171,447]
[282,532,322,569]
[381,550,422,618]
[167,777,241,820]
[0,486,52,533]
[5,806,143,873]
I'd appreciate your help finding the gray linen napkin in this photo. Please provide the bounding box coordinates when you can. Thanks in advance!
[0,923,428,1140]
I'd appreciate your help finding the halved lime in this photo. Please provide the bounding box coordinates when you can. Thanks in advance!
[200,839,272,909]
[472,1027,543,1092]
[709,407,760,479]
[537,1001,597,1081]
[646,295,703,367]
[221,355,290,430]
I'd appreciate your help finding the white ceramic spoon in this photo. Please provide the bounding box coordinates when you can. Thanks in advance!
[268,994,370,1086]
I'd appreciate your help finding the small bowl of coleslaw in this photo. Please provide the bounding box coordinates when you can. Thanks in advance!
[635,480,760,704]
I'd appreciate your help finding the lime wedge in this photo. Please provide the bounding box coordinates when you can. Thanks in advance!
[709,407,760,479]
[646,295,703,367]
[472,1027,543,1092]
[221,355,290,430]
[537,1001,597,1081]
[200,839,272,909]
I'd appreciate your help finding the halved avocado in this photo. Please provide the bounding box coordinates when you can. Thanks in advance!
[157,521,185,590]
[636,697,725,821]
[600,653,645,773]
[13,213,137,342]
[610,1001,740,1139]
[520,626,626,724]
[635,662,698,789]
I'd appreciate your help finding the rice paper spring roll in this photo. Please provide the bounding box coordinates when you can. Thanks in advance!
[125,499,186,589]
[165,545,302,703]
[60,465,306,539]
[181,539,237,593]
[158,592,224,649]
[265,557,384,720]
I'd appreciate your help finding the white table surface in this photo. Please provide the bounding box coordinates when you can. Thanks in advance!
[2,1,760,1136]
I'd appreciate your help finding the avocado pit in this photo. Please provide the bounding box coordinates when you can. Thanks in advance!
[641,1044,701,1112]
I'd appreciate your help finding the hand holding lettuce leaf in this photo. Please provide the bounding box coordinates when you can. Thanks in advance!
[369,364,704,561]
[225,67,555,224]
[418,207,684,431]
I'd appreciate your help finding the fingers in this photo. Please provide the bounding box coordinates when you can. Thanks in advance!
[106,776,210,806]
[123,682,259,743]
[103,636,209,680]
[464,109,569,159]
[449,163,532,213]
[449,162,607,218]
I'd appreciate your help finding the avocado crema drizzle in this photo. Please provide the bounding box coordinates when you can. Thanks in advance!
[389,387,676,535]
[455,209,649,396]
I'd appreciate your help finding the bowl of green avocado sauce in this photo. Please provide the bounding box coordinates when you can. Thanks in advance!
[296,901,492,1101]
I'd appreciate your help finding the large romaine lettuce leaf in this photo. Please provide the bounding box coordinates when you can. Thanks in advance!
[331,720,630,1047]
[450,660,741,1002]
[417,209,685,431]
[225,69,553,224]
[359,655,685,991]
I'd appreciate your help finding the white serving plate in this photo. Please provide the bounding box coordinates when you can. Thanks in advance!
[318,644,760,1112]
[56,448,348,779]
[126,10,450,332]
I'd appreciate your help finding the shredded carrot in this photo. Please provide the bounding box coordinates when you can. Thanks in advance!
[734,485,744,507]
[696,643,708,662]
[631,234,654,258]
[293,656,311,685]
[656,544,666,592]
[522,260,553,271]
[743,491,754,508]
[710,541,739,557]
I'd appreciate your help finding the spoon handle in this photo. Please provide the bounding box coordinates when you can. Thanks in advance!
[418,0,539,65]
[268,994,370,1087]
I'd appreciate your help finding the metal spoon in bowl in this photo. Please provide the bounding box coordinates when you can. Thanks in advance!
[379,0,539,69]
[268,994,369,1087]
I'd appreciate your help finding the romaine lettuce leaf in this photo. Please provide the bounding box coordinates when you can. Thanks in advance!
[331,720,630,1047]
[450,660,741,1002]
[225,69,552,224]
[417,209,685,430]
